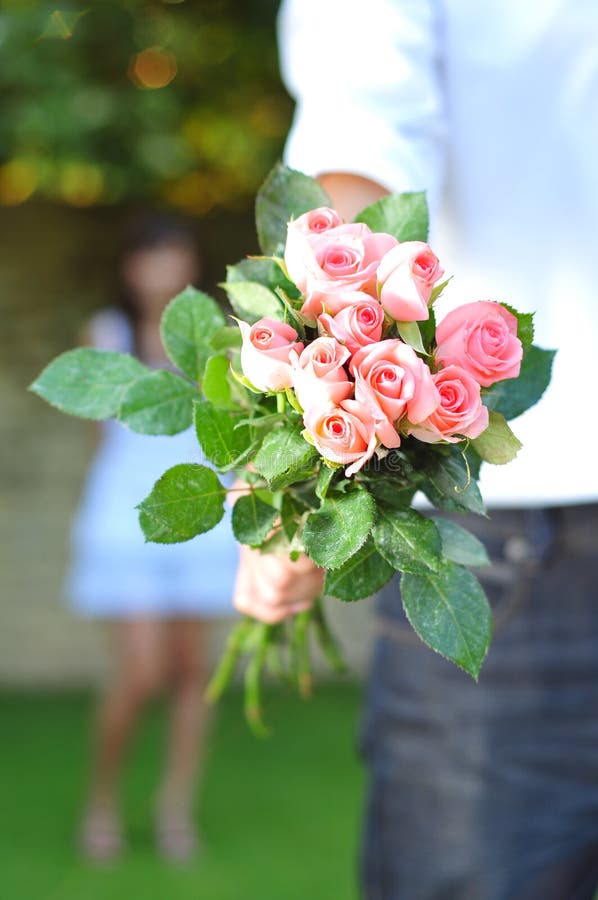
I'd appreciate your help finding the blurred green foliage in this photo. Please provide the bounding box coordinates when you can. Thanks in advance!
[0,0,293,211]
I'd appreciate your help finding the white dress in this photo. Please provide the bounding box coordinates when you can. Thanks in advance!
[66,310,238,619]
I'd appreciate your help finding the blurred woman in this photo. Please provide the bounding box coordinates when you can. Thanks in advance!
[67,215,238,861]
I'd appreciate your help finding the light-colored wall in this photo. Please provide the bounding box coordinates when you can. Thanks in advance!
[1,203,113,686]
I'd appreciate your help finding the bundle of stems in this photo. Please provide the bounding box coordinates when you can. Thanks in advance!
[206,597,347,736]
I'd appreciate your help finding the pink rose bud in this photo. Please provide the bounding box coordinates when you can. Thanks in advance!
[408,365,489,443]
[351,340,440,448]
[435,301,523,387]
[377,241,444,322]
[291,337,352,411]
[303,399,378,477]
[291,207,342,236]
[239,317,304,392]
[318,299,384,354]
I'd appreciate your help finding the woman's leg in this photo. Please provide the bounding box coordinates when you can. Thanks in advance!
[157,618,207,859]
[81,619,166,858]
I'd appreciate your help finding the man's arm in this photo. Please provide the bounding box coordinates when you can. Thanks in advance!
[317,173,388,222]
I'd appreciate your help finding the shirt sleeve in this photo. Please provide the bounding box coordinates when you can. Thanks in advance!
[277,0,446,217]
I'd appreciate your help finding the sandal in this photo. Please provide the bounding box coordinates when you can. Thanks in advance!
[156,805,200,862]
[79,803,124,862]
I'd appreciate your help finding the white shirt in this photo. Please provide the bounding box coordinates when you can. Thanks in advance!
[279,0,598,507]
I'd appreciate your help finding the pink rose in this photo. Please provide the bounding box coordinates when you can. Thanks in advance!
[285,222,369,296]
[290,206,342,236]
[291,337,352,411]
[318,298,384,354]
[285,222,397,317]
[284,209,343,298]
[435,301,523,387]
[351,340,439,448]
[408,365,489,443]
[310,227,397,294]
[377,241,444,322]
[239,317,304,392]
[299,289,373,322]
[303,399,378,477]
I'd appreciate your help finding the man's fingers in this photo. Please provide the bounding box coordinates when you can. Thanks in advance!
[235,591,298,624]
[289,601,313,614]
[232,544,323,622]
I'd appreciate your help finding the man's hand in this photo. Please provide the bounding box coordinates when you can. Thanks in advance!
[233,544,324,624]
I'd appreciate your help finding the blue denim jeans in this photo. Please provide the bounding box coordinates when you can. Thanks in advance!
[361,505,598,900]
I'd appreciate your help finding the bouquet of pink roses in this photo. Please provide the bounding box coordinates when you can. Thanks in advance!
[31,165,554,733]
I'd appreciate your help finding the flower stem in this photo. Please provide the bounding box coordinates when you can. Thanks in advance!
[266,625,291,685]
[205,617,254,702]
[205,599,346,735]
[276,392,286,414]
[244,622,272,737]
[293,609,313,699]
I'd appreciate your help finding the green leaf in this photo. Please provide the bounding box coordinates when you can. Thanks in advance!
[397,320,426,354]
[429,277,452,306]
[372,507,442,574]
[274,289,312,332]
[401,561,493,679]
[355,192,429,242]
[483,346,555,420]
[227,257,276,286]
[223,281,283,323]
[255,163,332,256]
[202,355,234,409]
[432,517,490,568]
[464,444,483,481]
[194,400,254,470]
[417,306,437,352]
[118,369,196,435]
[280,492,309,541]
[29,348,147,420]
[472,410,522,465]
[254,424,318,490]
[502,304,534,349]
[232,493,277,547]
[324,537,394,601]
[422,449,486,515]
[303,490,376,569]
[230,367,263,395]
[316,464,337,500]
[227,256,300,300]
[209,326,242,352]
[137,464,225,542]
[366,481,418,510]
[138,510,182,545]
[160,286,226,383]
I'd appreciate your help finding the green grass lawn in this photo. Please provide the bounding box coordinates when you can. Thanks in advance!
[0,684,365,900]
